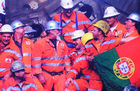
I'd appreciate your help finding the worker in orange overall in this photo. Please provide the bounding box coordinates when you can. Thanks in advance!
[87,20,121,53]
[0,24,20,78]
[0,24,21,90]
[81,32,99,57]
[10,20,34,74]
[32,20,71,91]
[2,61,38,91]
[10,20,44,91]
[121,13,140,43]
[53,0,93,48]
[103,6,127,39]
[65,30,102,91]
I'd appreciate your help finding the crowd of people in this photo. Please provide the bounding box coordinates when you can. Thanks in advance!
[0,0,140,91]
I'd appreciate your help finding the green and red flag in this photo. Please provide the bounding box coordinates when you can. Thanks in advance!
[93,37,140,91]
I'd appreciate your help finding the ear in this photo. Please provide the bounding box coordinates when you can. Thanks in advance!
[132,22,135,26]
[99,31,102,35]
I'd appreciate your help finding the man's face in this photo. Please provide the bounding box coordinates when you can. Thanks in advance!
[14,27,25,38]
[106,16,117,26]
[73,38,82,50]
[63,8,73,18]
[125,19,135,29]
[15,27,25,34]
[89,27,100,38]
[0,33,12,45]
[49,29,60,39]
[14,69,25,79]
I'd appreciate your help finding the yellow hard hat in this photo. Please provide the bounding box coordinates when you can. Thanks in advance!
[81,32,93,45]
[72,30,85,40]
[93,20,110,34]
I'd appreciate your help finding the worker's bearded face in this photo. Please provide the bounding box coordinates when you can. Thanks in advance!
[63,8,73,18]
[14,69,26,81]
[89,27,99,39]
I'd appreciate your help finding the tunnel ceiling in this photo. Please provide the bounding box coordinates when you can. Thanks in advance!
[6,0,61,25]
[5,0,140,25]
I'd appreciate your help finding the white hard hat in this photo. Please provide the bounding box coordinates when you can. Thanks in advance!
[11,61,25,72]
[11,20,24,30]
[72,30,85,39]
[0,24,13,33]
[127,13,140,22]
[123,84,138,91]
[45,20,60,30]
[103,6,120,18]
[60,0,74,9]
[25,25,37,34]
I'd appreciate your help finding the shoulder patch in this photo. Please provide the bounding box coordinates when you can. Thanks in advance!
[61,43,64,46]
[26,41,31,45]
[118,30,122,34]
[5,58,12,63]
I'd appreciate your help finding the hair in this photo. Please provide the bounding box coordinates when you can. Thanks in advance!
[45,30,50,35]
[31,24,45,37]
[78,4,93,18]
[135,21,140,34]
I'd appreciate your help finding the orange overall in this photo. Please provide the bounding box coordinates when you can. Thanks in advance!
[67,50,102,91]
[32,37,71,91]
[107,22,127,39]
[54,11,94,43]
[0,45,20,78]
[10,37,34,74]
[2,77,38,91]
[123,28,139,38]
[87,37,120,54]
[0,45,20,90]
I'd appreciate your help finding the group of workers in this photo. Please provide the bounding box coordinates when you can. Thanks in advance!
[0,0,140,91]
